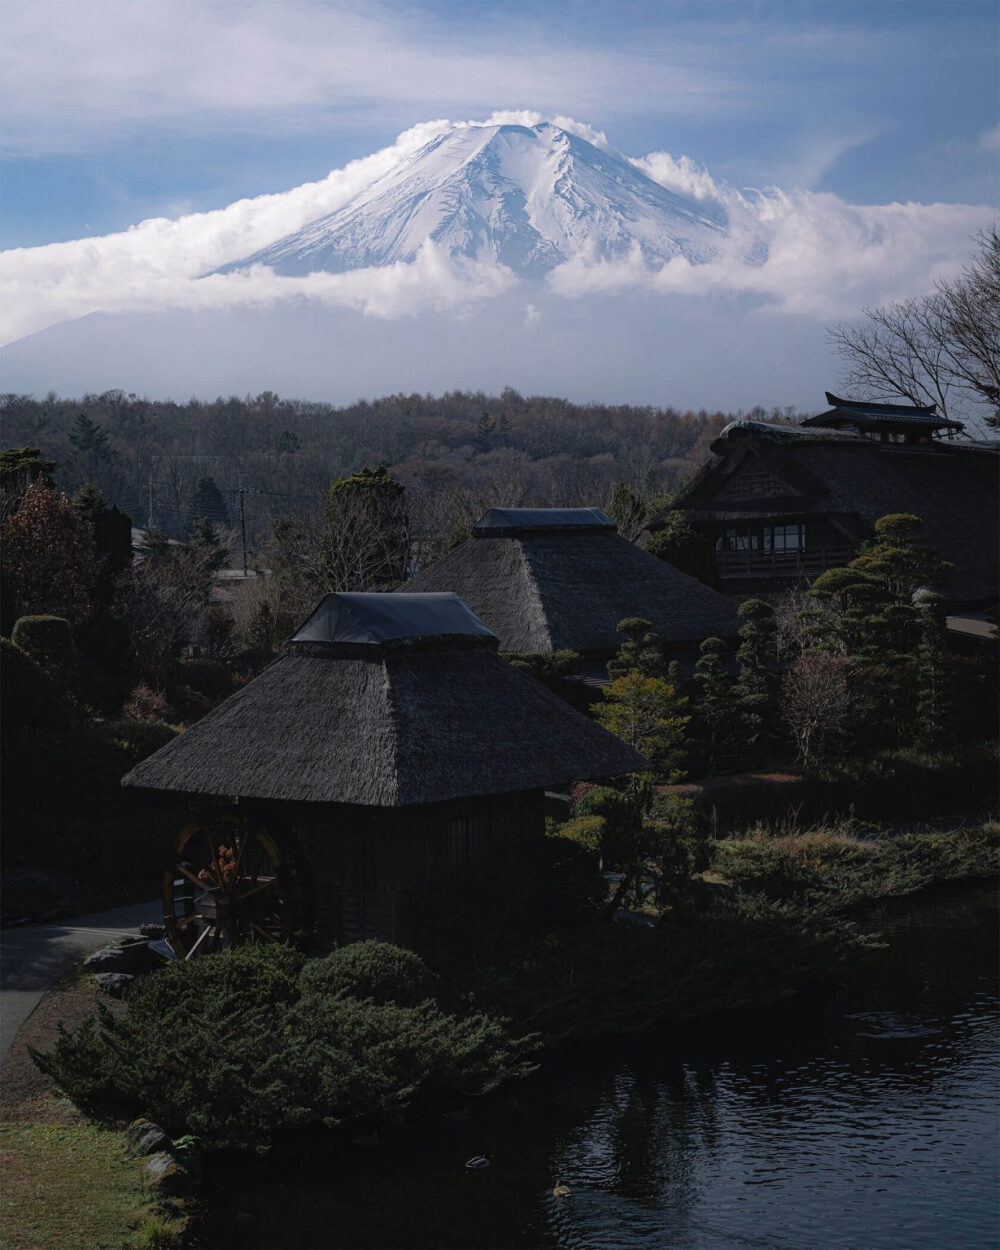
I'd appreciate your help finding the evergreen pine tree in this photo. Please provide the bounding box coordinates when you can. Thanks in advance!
[606,481,647,540]
[73,483,132,606]
[188,516,229,577]
[645,512,720,587]
[188,477,230,527]
[733,598,780,760]
[69,413,114,462]
[913,592,951,751]
[475,412,496,451]
[607,617,668,680]
[693,636,738,775]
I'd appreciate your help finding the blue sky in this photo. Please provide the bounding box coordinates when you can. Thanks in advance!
[2,0,997,250]
[0,0,995,412]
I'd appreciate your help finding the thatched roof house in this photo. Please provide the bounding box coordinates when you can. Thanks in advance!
[647,417,999,605]
[400,508,739,653]
[124,591,641,804]
[124,593,644,946]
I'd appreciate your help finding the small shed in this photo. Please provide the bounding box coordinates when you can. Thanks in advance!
[122,592,644,950]
[401,507,739,654]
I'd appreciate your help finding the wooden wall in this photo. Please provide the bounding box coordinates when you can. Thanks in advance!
[288,790,545,947]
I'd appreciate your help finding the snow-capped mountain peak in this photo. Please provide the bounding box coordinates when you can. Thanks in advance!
[215,121,729,278]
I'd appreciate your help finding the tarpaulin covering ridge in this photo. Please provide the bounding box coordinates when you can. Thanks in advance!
[472,507,615,534]
[289,592,496,645]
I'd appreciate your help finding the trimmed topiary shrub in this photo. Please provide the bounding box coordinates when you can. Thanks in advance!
[11,614,77,677]
[299,941,443,1007]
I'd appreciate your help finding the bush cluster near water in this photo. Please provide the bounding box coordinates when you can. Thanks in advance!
[713,821,1000,906]
[32,942,537,1154]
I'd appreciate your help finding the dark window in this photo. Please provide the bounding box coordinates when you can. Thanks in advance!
[764,524,804,552]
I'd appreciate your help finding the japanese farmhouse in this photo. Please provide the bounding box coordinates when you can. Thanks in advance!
[122,592,645,948]
[646,394,999,607]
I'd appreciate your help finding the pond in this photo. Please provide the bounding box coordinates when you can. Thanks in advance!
[201,884,998,1249]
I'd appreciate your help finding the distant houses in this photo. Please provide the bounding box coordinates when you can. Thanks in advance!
[646,396,999,608]
[402,507,740,654]
[122,592,644,950]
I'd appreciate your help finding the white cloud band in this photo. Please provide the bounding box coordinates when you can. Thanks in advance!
[0,114,994,346]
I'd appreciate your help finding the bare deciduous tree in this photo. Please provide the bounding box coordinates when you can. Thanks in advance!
[782,652,853,769]
[830,225,1000,430]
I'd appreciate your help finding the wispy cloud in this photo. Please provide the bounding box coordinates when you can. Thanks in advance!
[0,0,739,155]
[979,124,1000,152]
[0,115,994,346]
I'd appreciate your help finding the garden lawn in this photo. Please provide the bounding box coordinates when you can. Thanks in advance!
[0,1120,151,1250]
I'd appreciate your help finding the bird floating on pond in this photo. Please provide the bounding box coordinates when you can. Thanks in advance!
[465,1154,491,1170]
[553,1181,571,1198]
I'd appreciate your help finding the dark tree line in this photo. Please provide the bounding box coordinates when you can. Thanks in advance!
[0,389,801,554]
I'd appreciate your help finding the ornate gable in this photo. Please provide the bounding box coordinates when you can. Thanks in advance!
[713,459,798,503]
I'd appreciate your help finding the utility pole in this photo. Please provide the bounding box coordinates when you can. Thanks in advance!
[236,486,249,576]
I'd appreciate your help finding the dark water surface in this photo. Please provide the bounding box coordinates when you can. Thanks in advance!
[204,886,999,1249]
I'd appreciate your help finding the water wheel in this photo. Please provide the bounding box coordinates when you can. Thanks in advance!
[164,813,313,959]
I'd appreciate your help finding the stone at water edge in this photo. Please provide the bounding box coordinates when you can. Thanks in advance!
[95,972,134,998]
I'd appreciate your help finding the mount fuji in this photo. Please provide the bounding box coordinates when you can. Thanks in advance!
[1,113,991,405]
[215,121,733,279]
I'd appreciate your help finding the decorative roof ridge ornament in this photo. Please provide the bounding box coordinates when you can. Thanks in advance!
[823,391,939,416]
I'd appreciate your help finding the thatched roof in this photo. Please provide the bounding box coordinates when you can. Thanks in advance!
[654,432,999,603]
[122,592,645,804]
[401,509,739,652]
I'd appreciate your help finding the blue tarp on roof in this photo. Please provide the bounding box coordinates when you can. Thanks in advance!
[289,592,496,645]
[472,507,615,536]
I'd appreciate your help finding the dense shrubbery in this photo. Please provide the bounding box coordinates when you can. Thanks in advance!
[713,822,999,906]
[33,943,536,1153]
[805,744,999,821]
[504,650,591,715]
[0,636,72,746]
[463,891,874,1040]
[2,715,179,905]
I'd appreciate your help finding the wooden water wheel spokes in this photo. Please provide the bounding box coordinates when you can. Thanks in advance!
[164,815,309,960]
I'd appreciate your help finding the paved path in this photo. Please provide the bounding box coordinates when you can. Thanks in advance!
[0,899,161,1058]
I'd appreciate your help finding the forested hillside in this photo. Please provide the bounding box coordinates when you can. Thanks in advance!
[0,389,802,553]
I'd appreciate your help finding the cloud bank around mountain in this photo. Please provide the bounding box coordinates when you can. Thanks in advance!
[0,112,993,348]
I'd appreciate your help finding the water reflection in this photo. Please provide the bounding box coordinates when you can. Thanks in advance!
[203,885,998,1250]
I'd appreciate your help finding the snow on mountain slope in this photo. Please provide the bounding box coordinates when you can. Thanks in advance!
[216,122,730,278]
